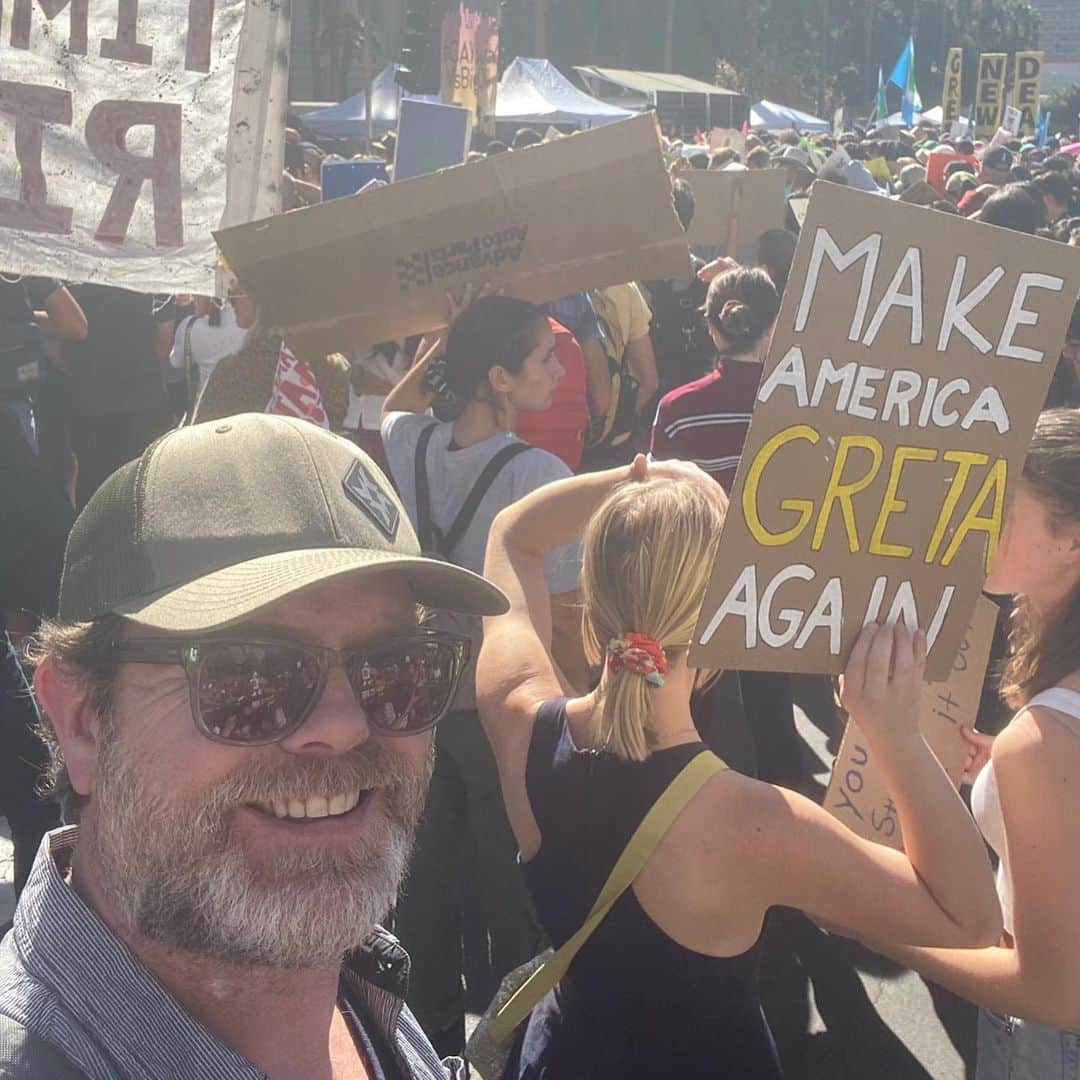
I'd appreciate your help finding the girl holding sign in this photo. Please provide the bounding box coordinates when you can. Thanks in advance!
[477,454,1000,1078]
[876,408,1080,1079]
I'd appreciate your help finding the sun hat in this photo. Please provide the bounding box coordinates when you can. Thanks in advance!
[59,413,508,632]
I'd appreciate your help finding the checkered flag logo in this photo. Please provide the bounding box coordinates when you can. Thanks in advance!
[396,252,432,291]
[343,461,400,541]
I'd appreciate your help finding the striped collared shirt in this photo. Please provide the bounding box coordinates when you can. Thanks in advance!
[0,826,462,1079]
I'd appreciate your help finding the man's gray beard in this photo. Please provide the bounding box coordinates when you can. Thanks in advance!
[87,728,433,969]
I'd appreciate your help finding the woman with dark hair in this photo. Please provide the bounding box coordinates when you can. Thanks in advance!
[871,409,1080,1078]
[380,294,585,1056]
[651,267,779,492]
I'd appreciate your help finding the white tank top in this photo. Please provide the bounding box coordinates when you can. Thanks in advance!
[970,687,1080,934]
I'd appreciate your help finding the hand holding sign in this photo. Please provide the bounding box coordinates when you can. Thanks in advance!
[840,623,927,749]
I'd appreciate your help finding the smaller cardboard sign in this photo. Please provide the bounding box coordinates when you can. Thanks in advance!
[394,98,472,183]
[942,47,964,128]
[683,169,787,260]
[321,160,389,202]
[950,120,969,141]
[1012,51,1044,137]
[975,53,1008,139]
[216,113,691,348]
[1003,105,1023,137]
[709,127,746,157]
[441,5,500,135]
[926,152,978,196]
[825,596,999,849]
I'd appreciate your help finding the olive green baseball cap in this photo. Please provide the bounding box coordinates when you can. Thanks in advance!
[59,413,508,631]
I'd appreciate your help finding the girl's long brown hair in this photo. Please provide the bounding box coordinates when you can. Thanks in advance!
[1000,409,1080,708]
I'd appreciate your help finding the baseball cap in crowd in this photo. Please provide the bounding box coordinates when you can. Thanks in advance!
[898,162,926,190]
[981,146,1014,181]
[944,159,976,180]
[59,414,508,632]
[946,172,977,198]
[778,146,818,174]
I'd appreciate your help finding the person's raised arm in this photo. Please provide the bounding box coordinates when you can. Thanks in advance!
[35,284,87,342]
[866,708,1080,1031]
[380,335,442,420]
[731,624,1002,950]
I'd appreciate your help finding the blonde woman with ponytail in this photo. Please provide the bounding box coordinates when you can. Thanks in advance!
[478,455,1001,1079]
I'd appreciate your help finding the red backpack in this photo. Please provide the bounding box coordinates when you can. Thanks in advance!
[516,318,589,471]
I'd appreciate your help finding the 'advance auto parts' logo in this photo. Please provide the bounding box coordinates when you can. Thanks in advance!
[395,226,528,290]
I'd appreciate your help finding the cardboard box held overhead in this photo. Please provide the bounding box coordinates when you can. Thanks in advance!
[215,113,691,348]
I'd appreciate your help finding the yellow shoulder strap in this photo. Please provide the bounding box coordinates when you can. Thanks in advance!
[487,750,727,1042]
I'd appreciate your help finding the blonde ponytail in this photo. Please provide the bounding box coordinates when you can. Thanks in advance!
[581,478,725,762]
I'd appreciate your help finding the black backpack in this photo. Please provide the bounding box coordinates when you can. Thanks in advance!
[645,259,714,397]
[414,423,533,711]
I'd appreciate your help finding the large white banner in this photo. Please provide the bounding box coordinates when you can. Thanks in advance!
[0,0,289,294]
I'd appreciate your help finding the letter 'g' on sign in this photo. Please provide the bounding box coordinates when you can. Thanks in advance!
[85,100,184,247]
[742,424,821,545]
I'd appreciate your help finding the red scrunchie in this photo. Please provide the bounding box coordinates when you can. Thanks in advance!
[607,633,669,688]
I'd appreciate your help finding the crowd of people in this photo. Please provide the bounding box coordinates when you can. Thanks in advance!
[1,106,1079,1080]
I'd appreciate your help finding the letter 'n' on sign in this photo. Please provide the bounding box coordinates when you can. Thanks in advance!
[689,182,1080,681]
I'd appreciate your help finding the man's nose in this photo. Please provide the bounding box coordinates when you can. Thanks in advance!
[276,665,371,756]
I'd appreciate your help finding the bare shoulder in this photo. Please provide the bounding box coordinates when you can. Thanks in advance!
[665,766,807,864]
[994,702,1080,771]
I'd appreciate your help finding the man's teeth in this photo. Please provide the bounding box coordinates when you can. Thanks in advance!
[256,791,364,820]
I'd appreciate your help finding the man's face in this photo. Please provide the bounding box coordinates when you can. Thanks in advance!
[82,573,433,969]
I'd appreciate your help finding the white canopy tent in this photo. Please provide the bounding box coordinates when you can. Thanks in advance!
[750,100,830,132]
[496,58,634,128]
[299,65,439,139]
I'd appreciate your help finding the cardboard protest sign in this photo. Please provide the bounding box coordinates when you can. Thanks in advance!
[321,161,389,202]
[683,170,787,260]
[1011,51,1044,136]
[1003,105,1023,137]
[215,113,691,348]
[942,48,964,128]
[709,128,746,157]
[688,183,1080,680]
[826,596,999,849]
[950,120,969,141]
[393,99,472,183]
[0,0,285,294]
[975,54,1008,139]
[927,152,978,196]
[441,4,500,136]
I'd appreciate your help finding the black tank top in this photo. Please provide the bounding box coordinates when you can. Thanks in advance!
[507,699,782,1079]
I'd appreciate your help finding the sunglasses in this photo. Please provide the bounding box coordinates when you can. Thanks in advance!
[110,630,468,746]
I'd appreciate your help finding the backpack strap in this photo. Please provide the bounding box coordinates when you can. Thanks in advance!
[414,423,533,559]
[440,441,532,555]
[413,422,439,555]
[487,749,727,1043]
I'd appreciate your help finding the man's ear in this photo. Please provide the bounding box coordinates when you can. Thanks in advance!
[33,657,104,797]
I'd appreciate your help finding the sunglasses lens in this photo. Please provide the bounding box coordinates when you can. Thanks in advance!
[197,643,321,743]
[348,638,460,734]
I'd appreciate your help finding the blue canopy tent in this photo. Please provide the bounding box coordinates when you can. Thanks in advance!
[750,100,830,133]
[495,58,634,128]
[299,64,438,139]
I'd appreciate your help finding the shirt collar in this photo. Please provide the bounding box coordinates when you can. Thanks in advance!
[11,826,426,1079]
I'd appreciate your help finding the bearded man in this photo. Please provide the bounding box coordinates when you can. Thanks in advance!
[0,414,507,1079]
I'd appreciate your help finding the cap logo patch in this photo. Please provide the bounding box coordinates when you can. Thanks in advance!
[343,461,399,541]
